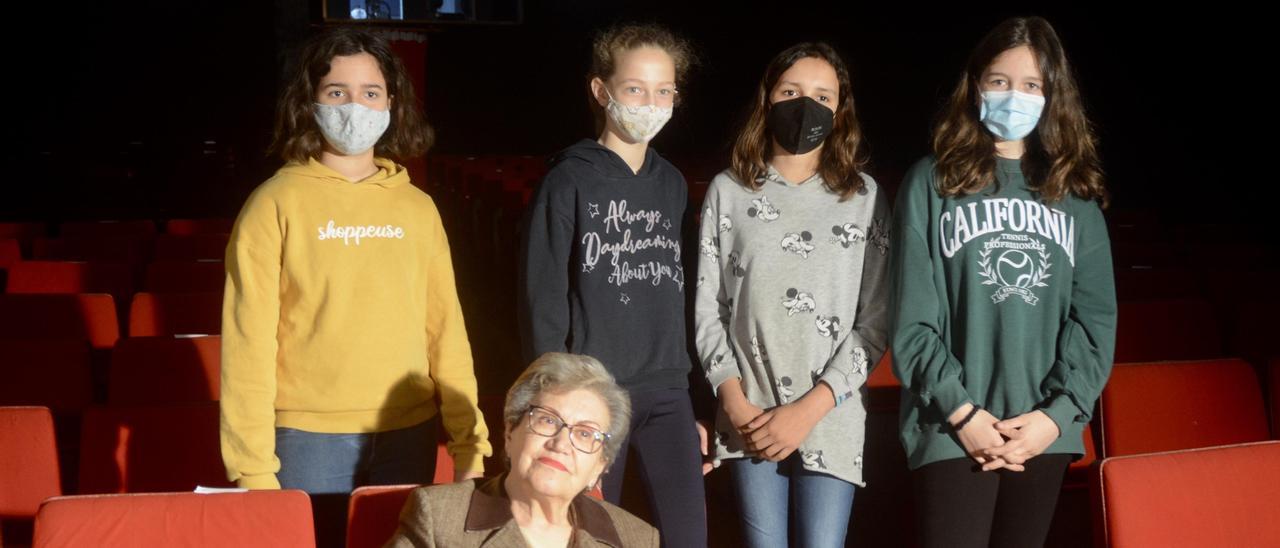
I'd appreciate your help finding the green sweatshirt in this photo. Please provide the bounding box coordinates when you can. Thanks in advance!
[890,156,1116,469]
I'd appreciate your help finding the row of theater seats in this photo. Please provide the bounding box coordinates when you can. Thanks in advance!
[1,412,425,548]
[6,355,1278,547]
[4,161,1280,546]
[4,409,598,548]
[1,396,509,548]
[12,418,1276,548]
[863,356,1280,548]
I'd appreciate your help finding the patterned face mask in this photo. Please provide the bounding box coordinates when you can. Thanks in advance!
[603,89,674,143]
[313,102,391,155]
[979,90,1045,142]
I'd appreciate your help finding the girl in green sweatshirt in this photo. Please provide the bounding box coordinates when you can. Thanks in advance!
[890,17,1115,548]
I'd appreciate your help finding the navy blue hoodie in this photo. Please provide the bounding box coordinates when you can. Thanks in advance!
[519,139,692,391]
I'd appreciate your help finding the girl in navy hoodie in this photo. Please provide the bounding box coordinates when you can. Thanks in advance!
[519,23,707,548]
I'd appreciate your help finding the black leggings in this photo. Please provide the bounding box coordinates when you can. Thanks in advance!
[912,454,1072,548]
[601,388,707,548]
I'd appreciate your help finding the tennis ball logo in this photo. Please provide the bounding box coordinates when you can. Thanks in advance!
[996,250,1036,288]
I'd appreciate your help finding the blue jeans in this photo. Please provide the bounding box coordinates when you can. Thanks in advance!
[276,417,439,548]
[275,416,438,494]
[726,453,856,548]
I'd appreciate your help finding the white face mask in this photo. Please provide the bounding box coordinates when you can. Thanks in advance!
[603,89,673,143]
[313,102,391,155]
[979,90,1045,141]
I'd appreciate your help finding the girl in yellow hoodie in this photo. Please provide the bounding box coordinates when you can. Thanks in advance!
[220,27,490,500]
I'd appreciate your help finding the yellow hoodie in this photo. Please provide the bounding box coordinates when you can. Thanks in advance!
[220,157,491,489]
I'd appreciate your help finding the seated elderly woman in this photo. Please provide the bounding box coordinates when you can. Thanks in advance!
[385,352,658,547]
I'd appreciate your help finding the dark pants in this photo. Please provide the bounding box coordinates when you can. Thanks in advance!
[912,454,1072,548]
[601,388,708,548]
[276,416,439,548]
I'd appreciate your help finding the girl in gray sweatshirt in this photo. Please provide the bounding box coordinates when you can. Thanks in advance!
[694,42,889,548]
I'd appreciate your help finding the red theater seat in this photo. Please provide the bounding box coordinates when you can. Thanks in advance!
[0,406,62,547]
[866,352,899,413]
[0,238,20,268]
[77,403,230,494]
[1270,358,1280,439]
[33,490,314,548]
[1100,359,1268,458]
[164,218,234,236]
[347,480,604,548]
[152,234,230,261]
[0,222,46,244]
[143,260,226,293]
[0,294,119,350]
[108,336,220,404]
[59,220,157,237]
[128,292,222,337]
[1093,441,1280,548]
[5,261,135,305]
[0,407,62,519]
[346,485,416,548]
[0,340,93,414]
[33,236,152,267]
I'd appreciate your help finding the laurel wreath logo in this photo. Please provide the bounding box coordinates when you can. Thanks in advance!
[978,247,1053,288]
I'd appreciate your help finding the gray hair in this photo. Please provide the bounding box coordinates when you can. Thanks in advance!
[505,353,631,465]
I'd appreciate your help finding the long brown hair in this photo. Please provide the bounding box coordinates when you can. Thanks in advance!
[730,42,868,201]
[932,17,1108,207]
[270,27,432,163]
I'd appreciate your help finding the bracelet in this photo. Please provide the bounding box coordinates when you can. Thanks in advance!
[952,405,982,431]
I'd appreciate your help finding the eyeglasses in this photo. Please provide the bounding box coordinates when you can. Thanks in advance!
[525,405,610,454]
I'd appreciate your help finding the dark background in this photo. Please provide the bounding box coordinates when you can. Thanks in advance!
[5,1,1269,224]
[3,4,1271,547]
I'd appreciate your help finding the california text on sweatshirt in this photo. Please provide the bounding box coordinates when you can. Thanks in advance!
[890,155,1116,469]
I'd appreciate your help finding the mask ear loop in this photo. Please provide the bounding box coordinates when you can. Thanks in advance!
[604,87,660,114]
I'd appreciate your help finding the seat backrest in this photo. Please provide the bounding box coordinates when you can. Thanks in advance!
[346,484,417,548]
[144,260,226,293]
[33,490,314,548]
[32,236,153,266]
[127,292,222,337]
[164,218,234,236]
[5,261,134,304]
[1095,441,1280,547]
[1101,359,1269,457]
[0,340,93,414]
[0,294,119,349]
[108,335,221,404]
[59,220,157,238]
[1270,358,1280,440]
[0,238,21,268]
[77,402,231,494]
[152,234,231,262]
[0,406,61,518]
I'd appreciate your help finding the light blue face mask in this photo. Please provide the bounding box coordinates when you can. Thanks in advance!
[979,90,1045,141]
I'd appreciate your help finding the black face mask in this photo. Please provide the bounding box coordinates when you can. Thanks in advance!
[767,96,834,155]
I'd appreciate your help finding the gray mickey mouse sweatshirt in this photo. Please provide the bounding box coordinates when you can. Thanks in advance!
[694,166,890,486]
